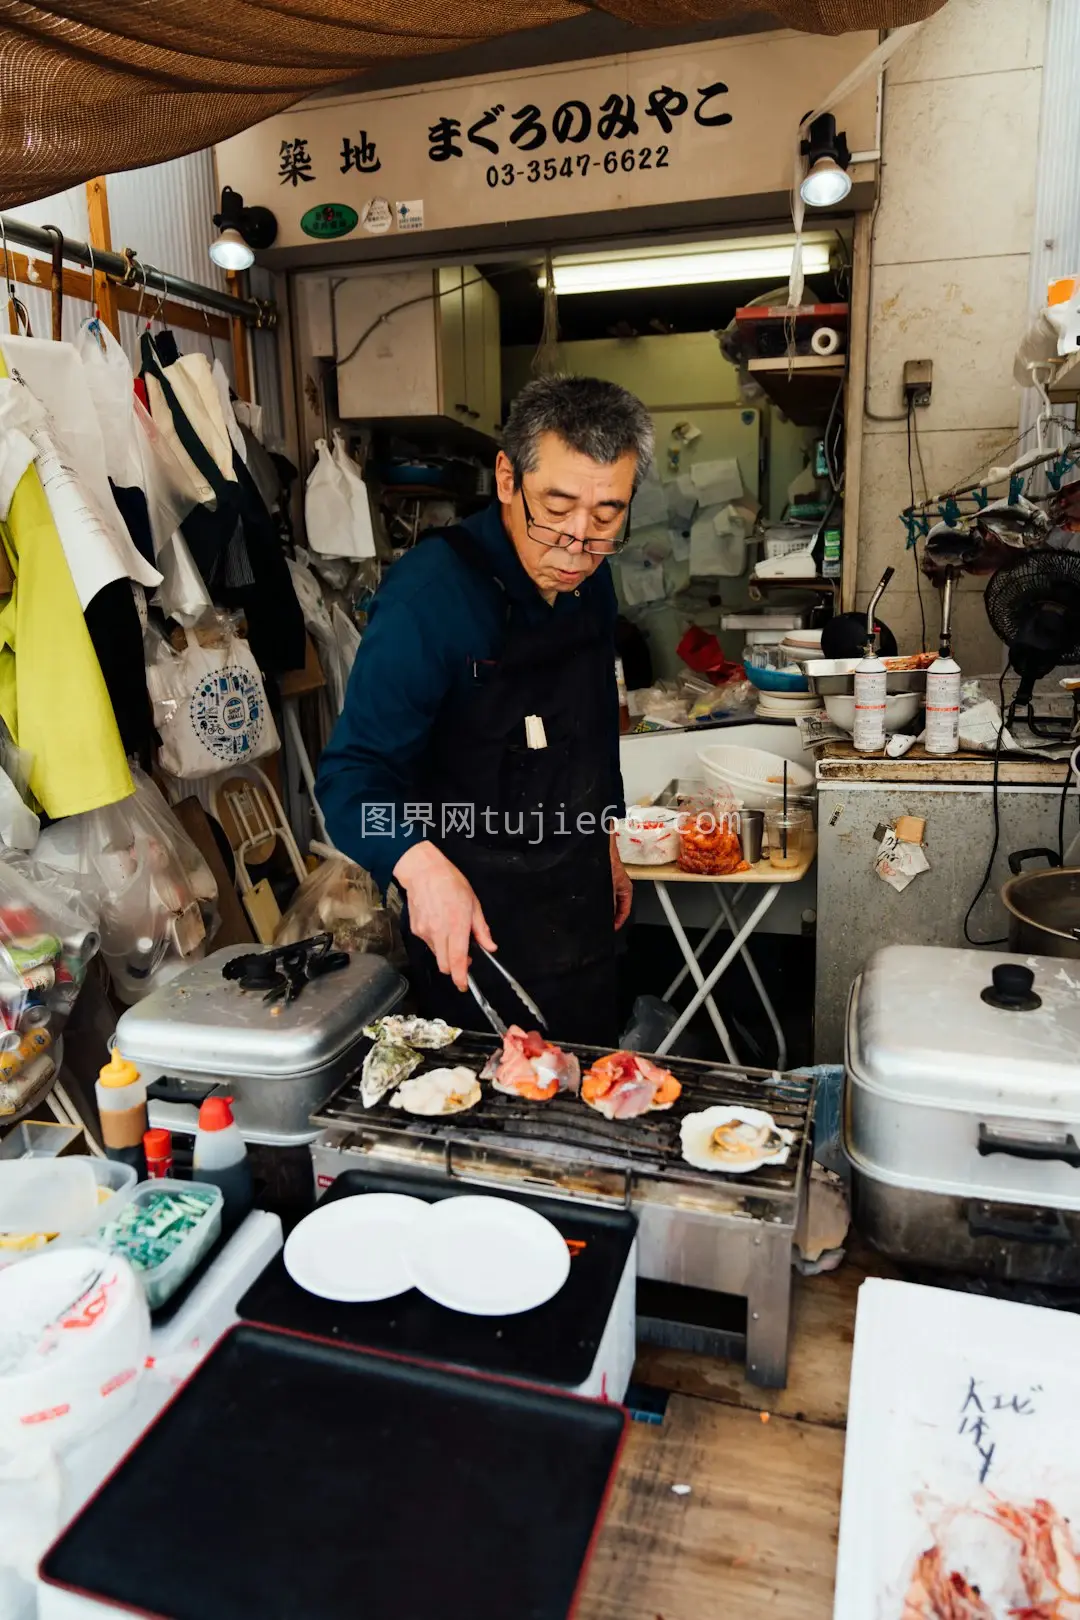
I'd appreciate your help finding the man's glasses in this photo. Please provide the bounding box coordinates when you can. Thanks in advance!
[519,485,632,557]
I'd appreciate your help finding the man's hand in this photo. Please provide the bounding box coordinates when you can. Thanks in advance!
[611,835,632,931]
[394,841,496,992]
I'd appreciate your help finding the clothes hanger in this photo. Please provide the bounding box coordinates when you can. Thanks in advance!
[0,216,32,337]
[84,242,107,351]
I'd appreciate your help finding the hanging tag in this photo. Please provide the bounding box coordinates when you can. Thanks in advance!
[525,715,548,750]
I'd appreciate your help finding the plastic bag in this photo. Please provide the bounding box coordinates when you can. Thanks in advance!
[274,851,398,957]
[305,435,376,561]
[676,787,748,875]
[331,433,377,559]
[32,767,218,1004]
[0,852,101,1114]
[614,807,681,866]
[145,616,280,779]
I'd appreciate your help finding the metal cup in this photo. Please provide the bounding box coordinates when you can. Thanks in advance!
[739,808,765,865]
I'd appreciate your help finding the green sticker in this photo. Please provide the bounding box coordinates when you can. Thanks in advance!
[300,203,359,240]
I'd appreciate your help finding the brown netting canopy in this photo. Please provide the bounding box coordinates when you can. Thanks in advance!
[0,0,946,209]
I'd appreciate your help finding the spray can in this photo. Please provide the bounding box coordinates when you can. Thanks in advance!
[853,645,888,753]
[925,650,961,755]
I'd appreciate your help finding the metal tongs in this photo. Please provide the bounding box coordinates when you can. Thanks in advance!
[467,945,547,1037]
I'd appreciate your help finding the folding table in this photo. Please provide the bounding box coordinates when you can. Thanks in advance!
[626,843,816,1066]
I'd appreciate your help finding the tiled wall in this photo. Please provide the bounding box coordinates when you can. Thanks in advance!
[856,0,1048,670]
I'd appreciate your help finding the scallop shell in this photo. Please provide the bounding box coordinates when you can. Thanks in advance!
[388,1066,481,1116]
[680,1105,794,1174]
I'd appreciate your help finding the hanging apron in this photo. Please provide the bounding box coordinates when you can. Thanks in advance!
[404,526,619,1046]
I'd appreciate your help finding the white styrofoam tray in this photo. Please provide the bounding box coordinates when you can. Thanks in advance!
[834,1278,1080,1619]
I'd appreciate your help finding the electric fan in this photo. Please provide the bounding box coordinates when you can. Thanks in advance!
[983,550,1080,730]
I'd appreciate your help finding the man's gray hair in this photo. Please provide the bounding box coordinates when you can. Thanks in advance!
[502,374,654,489]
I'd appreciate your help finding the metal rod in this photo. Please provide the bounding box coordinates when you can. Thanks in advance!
[0,214,273,326]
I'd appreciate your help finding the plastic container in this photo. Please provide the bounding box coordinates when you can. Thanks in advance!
[743,650,810,693]
[697,743,814,810]
[0,1247,149,1451]
[765,807,813,870]
[95,1049,147,1180]
[88,1178,223,1309]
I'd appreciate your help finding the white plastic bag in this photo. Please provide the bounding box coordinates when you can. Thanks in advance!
[146,618,280,779]
[305,438,355,559]
[304,435,376,560]
[332,432,377,559]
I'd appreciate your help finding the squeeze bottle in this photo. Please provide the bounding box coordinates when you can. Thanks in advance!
[193,1096,253,1219]
[96,1050,148,1179]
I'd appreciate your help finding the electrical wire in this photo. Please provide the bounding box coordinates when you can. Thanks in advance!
[911,405,930,512]
[823,375,845,494]
[963,665,1011,947]
[1058,755,1073,866]
[906,402,926,652]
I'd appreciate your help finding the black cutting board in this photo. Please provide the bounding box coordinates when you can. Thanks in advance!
[237,1166,638,1389]
[41,1324,625,1620]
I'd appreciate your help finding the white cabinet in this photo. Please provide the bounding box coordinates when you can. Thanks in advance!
[336,264,501,437]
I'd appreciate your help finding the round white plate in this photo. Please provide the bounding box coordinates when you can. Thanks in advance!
[407,1195,571,1317]
[283,1193,428,1303]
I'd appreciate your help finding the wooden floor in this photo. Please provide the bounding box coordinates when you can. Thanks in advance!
[578,1245,896,1620]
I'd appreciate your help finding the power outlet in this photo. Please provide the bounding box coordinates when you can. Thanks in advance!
[903,358,933,408]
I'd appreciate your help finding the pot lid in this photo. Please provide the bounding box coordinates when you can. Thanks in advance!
[1003,866,1080,941]
[849,944,1080,1118]
[116,946,405,1079]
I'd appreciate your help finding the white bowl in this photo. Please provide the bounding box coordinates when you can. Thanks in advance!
[697,744,815,810]
[824,691,921,735]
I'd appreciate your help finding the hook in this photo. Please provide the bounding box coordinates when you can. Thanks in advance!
[0,215,31,336]
[153,271,169,327]
[203,306,219,362]
[134,258,149,324]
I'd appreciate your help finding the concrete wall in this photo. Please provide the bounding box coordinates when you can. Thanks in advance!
[854,0,1048,671]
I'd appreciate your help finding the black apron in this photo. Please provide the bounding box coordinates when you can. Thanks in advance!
[404,526,619,1046]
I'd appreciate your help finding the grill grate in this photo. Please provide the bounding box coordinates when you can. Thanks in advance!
[314,1033,815,1201]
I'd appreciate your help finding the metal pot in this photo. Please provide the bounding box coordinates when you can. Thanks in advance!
[1001,848,1080,959]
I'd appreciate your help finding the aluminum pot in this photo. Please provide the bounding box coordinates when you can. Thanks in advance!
[1001,848,1080,960]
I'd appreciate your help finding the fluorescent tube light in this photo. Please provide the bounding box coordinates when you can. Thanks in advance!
[539,239,831,296]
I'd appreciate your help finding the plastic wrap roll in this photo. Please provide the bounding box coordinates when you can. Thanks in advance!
[811,326,841,357]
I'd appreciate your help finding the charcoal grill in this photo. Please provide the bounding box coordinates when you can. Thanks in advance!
[311,1033,815,1387]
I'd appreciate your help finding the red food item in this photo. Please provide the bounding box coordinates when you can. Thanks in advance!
[482,1025,580,1102]
[677,813,750,876]
[581,1050,681,1120]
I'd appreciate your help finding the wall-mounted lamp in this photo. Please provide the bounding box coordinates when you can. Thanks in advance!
[799,114,852,208]
[209,186,278,271]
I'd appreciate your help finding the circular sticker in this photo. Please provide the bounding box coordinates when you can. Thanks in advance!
[189,665,267,764]
[361,197,393,236]
[300,203,359,241]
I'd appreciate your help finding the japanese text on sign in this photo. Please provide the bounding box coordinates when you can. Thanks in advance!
[957,1375,1041,1485]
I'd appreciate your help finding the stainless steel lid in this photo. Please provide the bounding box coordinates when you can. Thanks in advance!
[116,946,405,1079]
[847,944,1080,1116]
[1002,866,1080,942]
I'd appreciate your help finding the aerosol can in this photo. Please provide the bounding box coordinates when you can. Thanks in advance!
[852,567,893,754]
[925,568,961,755]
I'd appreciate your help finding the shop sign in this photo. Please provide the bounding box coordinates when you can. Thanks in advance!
[217,30,877,249]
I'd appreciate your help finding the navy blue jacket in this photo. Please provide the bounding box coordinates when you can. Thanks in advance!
[316,500,625,893]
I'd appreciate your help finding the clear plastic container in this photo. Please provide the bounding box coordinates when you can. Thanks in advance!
[764,807,813,871]
[88,1178,223,1309]
[0,1159,98,1244]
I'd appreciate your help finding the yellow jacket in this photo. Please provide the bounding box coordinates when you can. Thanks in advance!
[0,353,132,816]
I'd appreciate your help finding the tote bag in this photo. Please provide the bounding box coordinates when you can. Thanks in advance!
[147,627,280,779]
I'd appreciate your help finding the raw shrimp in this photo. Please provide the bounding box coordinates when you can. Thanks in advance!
[901,1547,993,1619]
[985,1498,1080,1616]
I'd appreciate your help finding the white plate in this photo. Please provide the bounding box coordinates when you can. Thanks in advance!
[407,1195,571,1317]
[283,1193,428,1302]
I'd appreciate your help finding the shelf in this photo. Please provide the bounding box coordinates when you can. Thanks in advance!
[1048,349,1080,403]
[746,355,845,426]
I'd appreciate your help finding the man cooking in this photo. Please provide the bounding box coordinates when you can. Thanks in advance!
[316,374,654,1045]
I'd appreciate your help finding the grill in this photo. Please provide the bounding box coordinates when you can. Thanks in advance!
[312,1033,816,1388]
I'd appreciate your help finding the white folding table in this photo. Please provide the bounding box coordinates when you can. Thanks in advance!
[626,843,816,1067]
